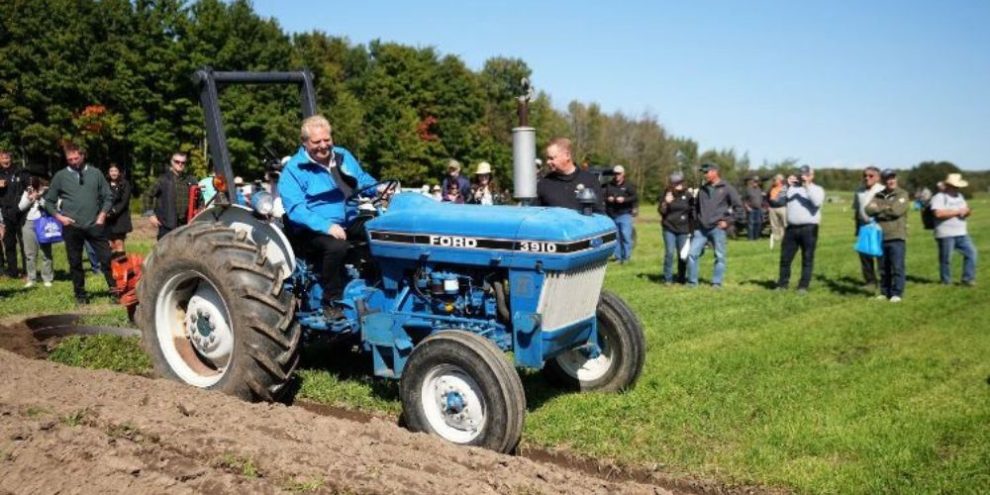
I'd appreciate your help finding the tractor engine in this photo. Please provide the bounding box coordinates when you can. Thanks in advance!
[412,267,503,321]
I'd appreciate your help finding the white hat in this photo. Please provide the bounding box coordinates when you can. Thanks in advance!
[613,165,626,174]
[944,173,968,188]
[233,176,244,185]
[474,161,492,175]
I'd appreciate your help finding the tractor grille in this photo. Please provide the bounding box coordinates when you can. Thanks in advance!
[537,261,607,331]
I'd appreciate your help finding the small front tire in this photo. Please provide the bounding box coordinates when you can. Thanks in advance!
[400,331,526,453]
[543,290,646,392]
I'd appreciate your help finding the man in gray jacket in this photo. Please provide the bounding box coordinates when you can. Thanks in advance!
[776,166,826,292]
[686,163,742,287]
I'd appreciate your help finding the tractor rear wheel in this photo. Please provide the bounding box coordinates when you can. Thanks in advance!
[137,222,301,401]
[400,331,526,453]
[543,290,645,392]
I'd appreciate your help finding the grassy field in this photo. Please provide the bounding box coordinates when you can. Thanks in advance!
[2,194,988,494]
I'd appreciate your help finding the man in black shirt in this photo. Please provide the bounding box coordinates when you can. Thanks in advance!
[0,148,30,277]
[604,165,637,263]
[148,152,197,239]
[534,137,604,213]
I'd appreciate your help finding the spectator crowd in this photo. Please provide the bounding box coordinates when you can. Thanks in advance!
[0,131,978,306]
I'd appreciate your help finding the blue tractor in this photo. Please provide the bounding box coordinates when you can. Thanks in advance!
[137,70,645,453]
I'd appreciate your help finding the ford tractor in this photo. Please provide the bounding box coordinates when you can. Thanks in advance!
[137,69,645,453]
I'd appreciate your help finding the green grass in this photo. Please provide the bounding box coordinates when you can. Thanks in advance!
[3,195,988,494]
[48,334,151,375]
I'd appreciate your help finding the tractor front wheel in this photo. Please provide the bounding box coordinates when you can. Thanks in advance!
[400,331,526,453]
[543,290,646,392]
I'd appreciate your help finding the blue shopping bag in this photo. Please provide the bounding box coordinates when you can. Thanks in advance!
[855,221,882,257]
[34,214,64,244]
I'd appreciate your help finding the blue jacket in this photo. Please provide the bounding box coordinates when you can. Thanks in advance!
[278,146,377,234]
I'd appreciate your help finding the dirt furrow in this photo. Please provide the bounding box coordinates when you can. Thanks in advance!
[0,348,670,494]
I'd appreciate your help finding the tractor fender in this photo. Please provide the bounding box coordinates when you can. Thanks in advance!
[191,205,296,282]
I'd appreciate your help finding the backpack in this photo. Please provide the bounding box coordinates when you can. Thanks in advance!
[920,201,936,230]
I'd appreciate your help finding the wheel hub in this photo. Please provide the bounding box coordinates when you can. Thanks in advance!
[184,285,234,361]
[555,330,612,382]
[156,270,235,388]
[443,390,466,415]
[422,368,485,442]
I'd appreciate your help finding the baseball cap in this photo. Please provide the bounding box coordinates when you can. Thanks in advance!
[880,168,897,180]
[447,159,462,172]
[669,171,684,183]
[799,165,813,176]
[613,165,626,174]
[699,162,719,172]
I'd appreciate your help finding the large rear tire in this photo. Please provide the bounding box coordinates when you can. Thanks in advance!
[137,222,301,401]
[543,290,646,392]
[400,331,526,453]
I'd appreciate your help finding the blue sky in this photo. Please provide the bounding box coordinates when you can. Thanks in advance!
[251,0,990,170]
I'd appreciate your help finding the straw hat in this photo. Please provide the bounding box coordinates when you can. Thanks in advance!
[944,173,968,188]
[474,161,492,175]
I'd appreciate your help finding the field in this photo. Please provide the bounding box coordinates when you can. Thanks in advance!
[2,193,988,494]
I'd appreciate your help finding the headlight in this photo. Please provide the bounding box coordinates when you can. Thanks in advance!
[250,190,274,216]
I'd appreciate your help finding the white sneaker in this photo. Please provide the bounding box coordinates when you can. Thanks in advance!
[43,281,53,288]
[889,296,902,303]
[24,280,35,288]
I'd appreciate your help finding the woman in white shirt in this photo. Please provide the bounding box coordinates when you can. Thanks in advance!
[18,177,54,287]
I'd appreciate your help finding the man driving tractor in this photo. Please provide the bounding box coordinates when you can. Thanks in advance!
[278,115,377,319]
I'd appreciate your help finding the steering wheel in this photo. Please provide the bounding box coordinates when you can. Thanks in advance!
[347,179,402,209]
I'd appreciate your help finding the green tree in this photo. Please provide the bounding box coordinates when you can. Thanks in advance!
[906,160,960,192]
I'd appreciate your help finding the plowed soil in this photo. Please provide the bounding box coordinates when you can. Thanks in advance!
[0,331,675,495]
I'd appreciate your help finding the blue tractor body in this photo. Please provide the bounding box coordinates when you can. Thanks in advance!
[142,69,644,453]
[289,192,616,379]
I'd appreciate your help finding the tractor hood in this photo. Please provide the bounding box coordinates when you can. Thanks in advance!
[365,193,616,271]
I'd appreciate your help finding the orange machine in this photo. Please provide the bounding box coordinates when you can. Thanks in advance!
[110,252,143,321]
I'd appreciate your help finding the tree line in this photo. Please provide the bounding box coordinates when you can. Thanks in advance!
[2,0,985,204]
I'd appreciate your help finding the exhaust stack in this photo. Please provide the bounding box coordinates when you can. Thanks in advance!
[512,78,537,205]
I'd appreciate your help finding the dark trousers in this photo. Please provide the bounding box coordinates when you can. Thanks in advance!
[879,239,906,298]
[855,223,881,286]
[747,209,763,240]
[859,253,881,287]
[1,207,23,276]
[289,231,349,305]
[62,224,114,298]
[777,223,819,289]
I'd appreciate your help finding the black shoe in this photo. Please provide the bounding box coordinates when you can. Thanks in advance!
[75,295,89,305]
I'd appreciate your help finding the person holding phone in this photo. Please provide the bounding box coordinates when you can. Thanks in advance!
[18,176,54,287]
[775,166,825,293]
